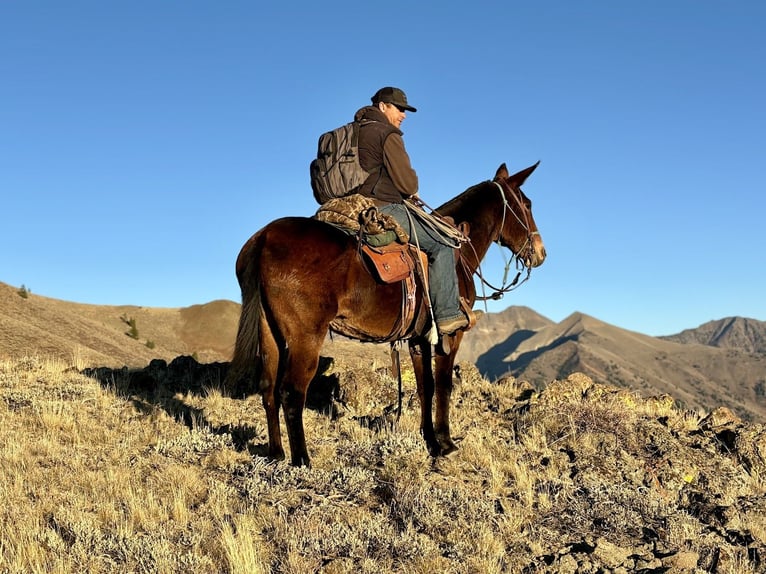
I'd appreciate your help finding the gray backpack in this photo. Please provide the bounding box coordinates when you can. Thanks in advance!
[310,121,371,204]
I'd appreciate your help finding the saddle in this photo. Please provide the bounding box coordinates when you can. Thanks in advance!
[315,195,473,343]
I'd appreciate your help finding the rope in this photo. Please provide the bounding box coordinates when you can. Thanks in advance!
[403,205,439,345]
[404,197,469,246]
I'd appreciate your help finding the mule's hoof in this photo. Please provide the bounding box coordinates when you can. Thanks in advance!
[429,442,459,458]
[268,448,286,462]
[441,444,459,458]
[290,454,312,467]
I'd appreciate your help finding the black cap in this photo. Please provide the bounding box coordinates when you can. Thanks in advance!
[371,87,417,112]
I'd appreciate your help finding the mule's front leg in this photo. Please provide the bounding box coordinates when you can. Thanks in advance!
[433,347,459,457]
[410,341,441,457]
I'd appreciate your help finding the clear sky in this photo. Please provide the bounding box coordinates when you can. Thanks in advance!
[2,1,764,337]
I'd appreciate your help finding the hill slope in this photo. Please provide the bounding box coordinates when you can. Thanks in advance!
[0,282,238,367]
[0,281,385,369]
[2,356,765,573]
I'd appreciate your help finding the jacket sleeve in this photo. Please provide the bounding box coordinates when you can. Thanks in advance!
[382,133,419,197]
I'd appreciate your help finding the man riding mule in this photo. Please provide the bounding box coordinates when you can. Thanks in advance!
[354,87,472,336]
[227,147,546,465]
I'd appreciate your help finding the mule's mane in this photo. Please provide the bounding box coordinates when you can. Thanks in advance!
[435,180,491,216]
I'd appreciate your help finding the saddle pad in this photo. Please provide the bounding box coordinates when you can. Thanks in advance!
[361,242,414,284]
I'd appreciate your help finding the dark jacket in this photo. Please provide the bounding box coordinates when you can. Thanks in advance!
[354,106,419,204]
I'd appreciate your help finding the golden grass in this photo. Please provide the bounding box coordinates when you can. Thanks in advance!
[1,357,764,573]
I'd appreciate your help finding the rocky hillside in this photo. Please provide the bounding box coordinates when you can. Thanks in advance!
[43,356,765,573]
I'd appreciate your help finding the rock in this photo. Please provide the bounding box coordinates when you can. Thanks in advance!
[700,406,742,431]
[592,537,632,569]
[734,424,766,475]
[662,550,700,570]
[551,553,578,574]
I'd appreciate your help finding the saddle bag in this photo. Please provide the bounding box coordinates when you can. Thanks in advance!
[360,242,414,284]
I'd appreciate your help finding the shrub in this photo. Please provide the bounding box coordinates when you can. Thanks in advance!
[121,315,139,340]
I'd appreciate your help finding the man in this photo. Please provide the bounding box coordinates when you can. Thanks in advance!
[355,86,469,335]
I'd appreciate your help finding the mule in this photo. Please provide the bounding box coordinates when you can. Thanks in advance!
[228,162,546,466]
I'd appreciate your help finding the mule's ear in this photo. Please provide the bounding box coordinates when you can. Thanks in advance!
[494,163,510,180]
[509,161,540,186]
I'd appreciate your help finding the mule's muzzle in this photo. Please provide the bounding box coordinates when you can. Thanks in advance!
[527,233,546,268]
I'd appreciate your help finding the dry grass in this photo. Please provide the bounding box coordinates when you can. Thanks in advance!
[1,356,764,573]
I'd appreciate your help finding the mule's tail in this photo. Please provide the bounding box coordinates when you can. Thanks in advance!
[226,238,266,398]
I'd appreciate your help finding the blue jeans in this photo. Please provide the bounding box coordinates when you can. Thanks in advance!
[379,203,462,322]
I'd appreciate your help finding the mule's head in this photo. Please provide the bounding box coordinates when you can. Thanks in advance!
[493,162,546,268]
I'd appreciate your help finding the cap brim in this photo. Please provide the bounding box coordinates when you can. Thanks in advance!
[376,98,417,112]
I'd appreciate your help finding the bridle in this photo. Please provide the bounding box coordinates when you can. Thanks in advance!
[468,178,539,301]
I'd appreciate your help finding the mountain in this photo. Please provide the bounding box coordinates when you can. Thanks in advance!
[2,280,765,421]
[660,316,766,354]
[460,311,766,421]
[455,305,553,373]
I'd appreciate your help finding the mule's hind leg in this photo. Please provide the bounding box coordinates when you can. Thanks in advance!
[280,338,324,467]
[262,388,284,460]
[259,315,285,461]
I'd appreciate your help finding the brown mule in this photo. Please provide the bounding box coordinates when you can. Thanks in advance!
[228,163,547,466]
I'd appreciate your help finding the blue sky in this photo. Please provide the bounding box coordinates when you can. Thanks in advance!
[1,1,764,336]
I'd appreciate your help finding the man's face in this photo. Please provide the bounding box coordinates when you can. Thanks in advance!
[380,102,406,128]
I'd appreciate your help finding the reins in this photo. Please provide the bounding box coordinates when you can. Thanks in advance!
[466,179,538,302]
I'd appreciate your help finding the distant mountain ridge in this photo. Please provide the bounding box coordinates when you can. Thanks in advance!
[660,316,766,354]
[2,280,764,421]
[457,311,766,421]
